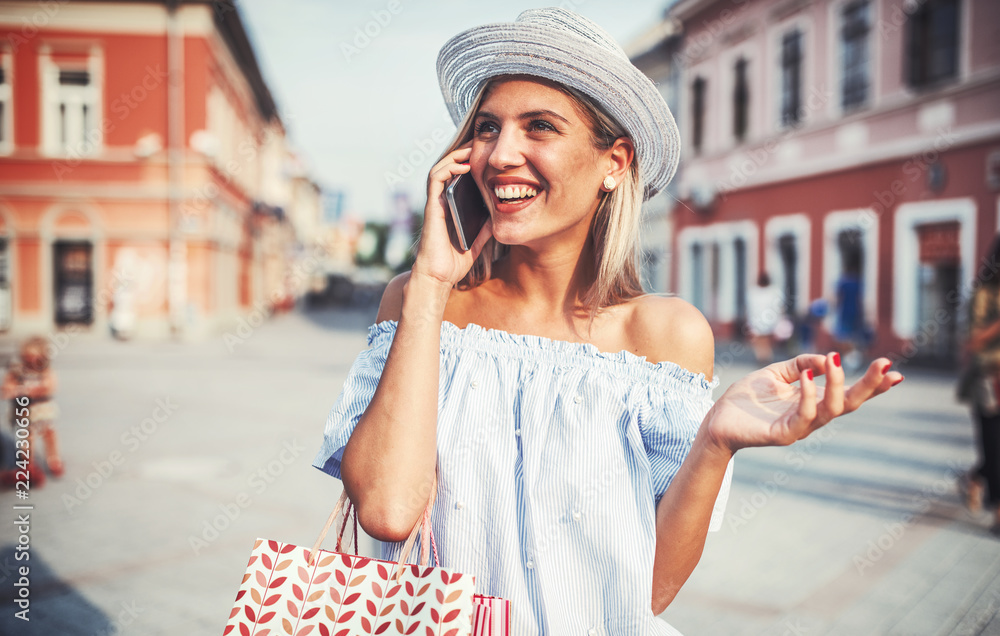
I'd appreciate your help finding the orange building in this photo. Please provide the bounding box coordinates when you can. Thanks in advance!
[0,0,316,341]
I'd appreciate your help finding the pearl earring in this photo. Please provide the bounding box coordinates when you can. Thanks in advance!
[602,176,616,191]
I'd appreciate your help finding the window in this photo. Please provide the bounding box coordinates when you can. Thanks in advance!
[734,237,747,325]
[0,237,10,331]
[840,0,870,111]
[691,243,704,312]
[906,0,960,88]
[0,55,10,154]
[42,55,102,157]
[780,30,803,127]
[57,70,96,154]
[691,76,706,154]
[733,58,749,142]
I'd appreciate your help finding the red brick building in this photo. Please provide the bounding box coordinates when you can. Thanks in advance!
[657,0,1000,365]
[0,0,318,341]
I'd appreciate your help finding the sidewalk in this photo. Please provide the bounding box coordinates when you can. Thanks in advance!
[0,307,995,635]
[663,360,1000,635]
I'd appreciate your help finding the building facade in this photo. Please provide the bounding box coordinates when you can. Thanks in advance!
[0,0,321,341]
[661,0,999,365]
[629,16,685,294]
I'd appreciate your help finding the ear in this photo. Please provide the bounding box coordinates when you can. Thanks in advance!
[605,137,634,187]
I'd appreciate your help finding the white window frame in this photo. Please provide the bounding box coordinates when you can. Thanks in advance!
[684,61,713,159]
[828,0,879,118]
[768,13,814,133]
[902,0,971,93]
[677,220,759,323]
[892,198,976,339]
[39,46,104,158]
[764,214,811,317]
[822,209,880,332]
[0,49,12,156]
[721,43,757,149]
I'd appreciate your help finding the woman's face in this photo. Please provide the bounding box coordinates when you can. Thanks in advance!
[469,78,610,251]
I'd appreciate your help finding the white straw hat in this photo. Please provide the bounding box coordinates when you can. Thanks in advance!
[437,7,680,201]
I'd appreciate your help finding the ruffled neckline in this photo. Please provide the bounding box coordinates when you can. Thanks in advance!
[367,319,718,394]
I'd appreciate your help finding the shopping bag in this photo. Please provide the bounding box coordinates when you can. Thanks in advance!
[223,473,475,636]
[471,595,510,635]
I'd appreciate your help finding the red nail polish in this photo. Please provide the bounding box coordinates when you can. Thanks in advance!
[881,363,892,375]
[892,376,904,387]
[833,353,841,367]
[806,369,814,381]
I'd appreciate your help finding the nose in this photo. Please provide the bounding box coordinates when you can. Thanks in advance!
[487,126,525,171]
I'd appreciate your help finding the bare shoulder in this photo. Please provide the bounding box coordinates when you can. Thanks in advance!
[626,295,715,378]
[375,271,412,323]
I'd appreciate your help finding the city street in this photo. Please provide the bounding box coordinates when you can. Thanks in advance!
[0,306,997,636]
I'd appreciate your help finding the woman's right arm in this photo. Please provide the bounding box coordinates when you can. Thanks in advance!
[339,272,450,543]
[339,145,493,543]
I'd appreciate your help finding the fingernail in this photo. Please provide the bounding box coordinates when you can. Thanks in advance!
[892,376,904,387]
[881,363,892,375]
[806,369,814,381]
[833,353,841,367]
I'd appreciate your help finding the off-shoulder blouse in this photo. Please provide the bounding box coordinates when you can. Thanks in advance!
[313,320,733,636]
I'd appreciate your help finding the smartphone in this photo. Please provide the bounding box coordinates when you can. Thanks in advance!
[445,173,489,252]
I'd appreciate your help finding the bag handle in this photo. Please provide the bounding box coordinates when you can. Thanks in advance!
[307,471,439,581]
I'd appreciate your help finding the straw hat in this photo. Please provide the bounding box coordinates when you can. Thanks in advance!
[437,7,680,201]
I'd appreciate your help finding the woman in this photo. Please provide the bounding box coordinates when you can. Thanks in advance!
[961,234,1000,530]
[312,9,902,634]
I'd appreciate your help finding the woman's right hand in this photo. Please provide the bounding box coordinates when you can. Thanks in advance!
[411,144,493,289]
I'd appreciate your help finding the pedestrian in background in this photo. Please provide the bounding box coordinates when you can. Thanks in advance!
[959,234,1000,533]
[312,9,905,634]
[834,262,867,372]
[746,271,784,364]
[1,335,62,488]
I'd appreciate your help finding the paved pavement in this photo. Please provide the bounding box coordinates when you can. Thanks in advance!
[0,305,996,636]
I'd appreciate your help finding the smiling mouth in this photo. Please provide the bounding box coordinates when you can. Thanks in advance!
[494,185,538,202]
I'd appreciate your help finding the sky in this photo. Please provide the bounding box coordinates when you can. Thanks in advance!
[237,0,673,223]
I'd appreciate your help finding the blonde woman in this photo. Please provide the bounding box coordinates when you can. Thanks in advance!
[313,9,903,634]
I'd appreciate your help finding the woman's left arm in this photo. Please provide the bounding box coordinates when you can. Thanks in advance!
[651,351,903,613]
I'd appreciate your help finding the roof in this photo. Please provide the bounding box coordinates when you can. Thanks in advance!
[71,0,279,122]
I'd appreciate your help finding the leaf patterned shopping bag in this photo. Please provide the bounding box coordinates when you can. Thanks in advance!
[224,473,477,636]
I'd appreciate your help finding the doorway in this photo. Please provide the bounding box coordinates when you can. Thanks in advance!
[53,240,93,325]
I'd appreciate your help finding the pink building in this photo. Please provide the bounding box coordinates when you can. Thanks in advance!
[660,0,1000,365]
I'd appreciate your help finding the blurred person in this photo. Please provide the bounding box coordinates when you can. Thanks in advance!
[311,9,905,634]
[1,335,61,488]
[959,234,1000,532]
[799,298,830,353]
[746,271,784,364]
[833,263,866,372]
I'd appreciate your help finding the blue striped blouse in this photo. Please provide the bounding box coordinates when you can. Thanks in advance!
[312,320,733,636]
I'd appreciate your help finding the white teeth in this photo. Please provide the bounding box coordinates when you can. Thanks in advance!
[494,185,539,200]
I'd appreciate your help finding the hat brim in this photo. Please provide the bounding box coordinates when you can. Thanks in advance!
[437,21,680,200]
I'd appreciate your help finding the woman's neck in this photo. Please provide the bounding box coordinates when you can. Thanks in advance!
[491,238,598,318]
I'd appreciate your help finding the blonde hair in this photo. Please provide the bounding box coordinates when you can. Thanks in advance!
[424,78,646,324]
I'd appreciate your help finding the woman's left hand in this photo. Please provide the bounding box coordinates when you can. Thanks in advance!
[703,353,903,456]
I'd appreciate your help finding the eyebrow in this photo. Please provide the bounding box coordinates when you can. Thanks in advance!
[475,109,571,125]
